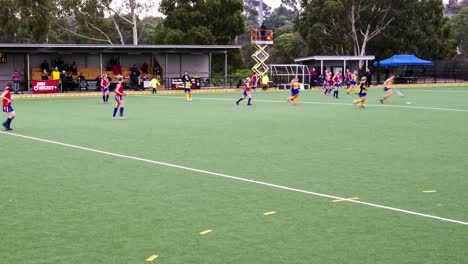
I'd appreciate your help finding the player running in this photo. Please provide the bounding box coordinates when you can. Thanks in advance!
[236,77,252,106]
[101,74,110,103]
[1,81,16,131]
[288,75,300,105]
[380,76,395,104]
[112,76,126,119]
[344,69,352,91]
[353,77,368,108]
[347,71,358,95]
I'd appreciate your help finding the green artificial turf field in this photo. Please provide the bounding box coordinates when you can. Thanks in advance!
[1,86,467,264]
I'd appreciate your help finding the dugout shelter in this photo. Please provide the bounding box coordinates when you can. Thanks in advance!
[269,56,375,88]
[294,55,375,76]
[0,44,241,92]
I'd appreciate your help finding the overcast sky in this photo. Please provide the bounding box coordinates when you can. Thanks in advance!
[263,0,282,9]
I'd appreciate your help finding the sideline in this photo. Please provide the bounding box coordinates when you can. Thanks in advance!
[1,131,467,226]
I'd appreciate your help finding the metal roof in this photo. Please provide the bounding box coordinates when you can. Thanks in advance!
[0,44,241,53]
[295,55,375,62]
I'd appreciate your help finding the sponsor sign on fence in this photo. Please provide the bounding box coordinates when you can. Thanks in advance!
[32,80,59,93]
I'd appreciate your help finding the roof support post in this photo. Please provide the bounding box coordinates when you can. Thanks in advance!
[26,52,30,93]
[209,53,212,87]
[224,51,228,88]
[165,53,168,89]
[320,60,323,75]
[99,52,103,78]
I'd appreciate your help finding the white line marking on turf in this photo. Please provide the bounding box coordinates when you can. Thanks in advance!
[404,90,468,93]
[156,96,468,113]
[1,131,468,226]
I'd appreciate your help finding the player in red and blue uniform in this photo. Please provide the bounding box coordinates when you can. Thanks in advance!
[101,74,110,103]
[344,69,351,90]
[236,77,252,106]
[332,71,342,99]
[324,73,333,96]
[112,76,126,119]
[1,81,15,131]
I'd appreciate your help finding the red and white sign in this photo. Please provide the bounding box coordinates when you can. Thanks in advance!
[32,80,59,93]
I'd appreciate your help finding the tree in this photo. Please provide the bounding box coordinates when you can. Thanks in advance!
[56,0,154,45]
[369,0,455,60]
[451,7,468,57]
[269,32,305,64]
[349,0,395,68]
[295,0,455,62]
[244,0,273,27]
[263,5,296,29]
[0,0,53,43]
[158,0,245,45]
[295,0,352,55]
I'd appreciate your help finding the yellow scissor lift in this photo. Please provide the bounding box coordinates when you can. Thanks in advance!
[251,28,274,77]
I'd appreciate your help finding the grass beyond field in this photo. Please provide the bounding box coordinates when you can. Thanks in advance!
[1,86,468,264]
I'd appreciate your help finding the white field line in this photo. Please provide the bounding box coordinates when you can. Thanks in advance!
[1,131,467,226]
[157,96,468,113]
[403,90,468,93]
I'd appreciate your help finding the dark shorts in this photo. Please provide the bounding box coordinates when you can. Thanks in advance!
[2,106,14,112]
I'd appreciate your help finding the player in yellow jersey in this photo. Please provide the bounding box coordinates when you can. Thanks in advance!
[347,71,358,95]
[288,75,300,105]
[353,77,368,108]
[380,76,395,103]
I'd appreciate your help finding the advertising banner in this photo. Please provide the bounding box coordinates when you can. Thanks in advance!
[32,80,59,93]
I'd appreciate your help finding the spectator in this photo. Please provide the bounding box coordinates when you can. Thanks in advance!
[109,56,118,66]
[95,74,101,91]
[260,23,267,40]
[40,60,50,73]
[66,72,74,91]
[60,70,67,93]
[141,62,149,74]
[64,63,71,72]
[261,74,269,91]
[132,64,139,74]
[71,61,78,75]
[153,65,162,80]
[365,68,372,88]
[41,69,49,80]
[236,78,243,88]
[51,67,60,81]
[12,71,20,94]
[56,58,64,71]
[111,63,122,75]
[78,72,88,90]
[130,71,139,90]
[310,68,318,87]
[251,72,258,90]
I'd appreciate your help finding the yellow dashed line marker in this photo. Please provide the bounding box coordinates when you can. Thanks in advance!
[199,229,213,235]
[423,190,437,193]
[332,197,360,202]
[264,211,276,216]
[146,255,159,262]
